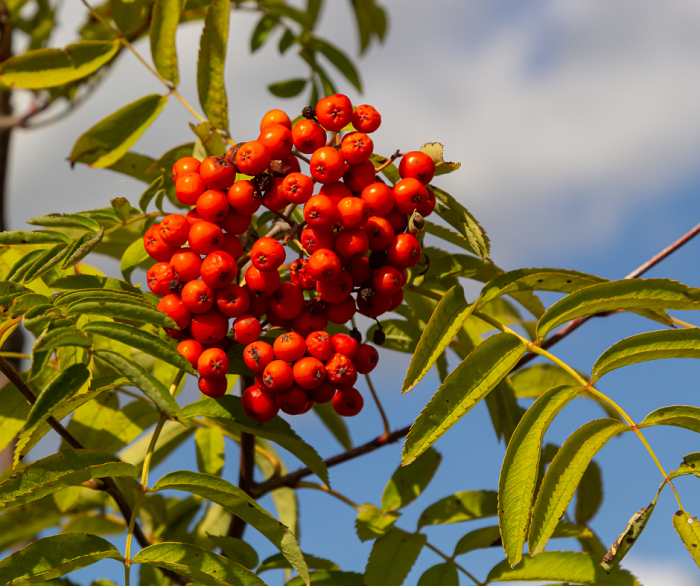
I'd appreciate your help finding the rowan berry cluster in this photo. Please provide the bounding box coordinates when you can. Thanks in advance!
[146,93,433,423]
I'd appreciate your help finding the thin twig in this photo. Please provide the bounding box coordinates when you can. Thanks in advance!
[365,373,390,441]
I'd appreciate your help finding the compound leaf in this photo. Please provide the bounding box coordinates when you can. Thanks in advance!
[133,542,266,586]
[402,285,474,393]
[592,329,700,381]
[198,0,230,131]
[498,385,580,567]
[364,528,425,586]
[537,279,700,339]
[403,333,526,465]
[0,533,122,585]
[0,450,137,512]
[0,41,119,89]
[153,471,308,584]
[529,419,628,556]
[70,94,168,168]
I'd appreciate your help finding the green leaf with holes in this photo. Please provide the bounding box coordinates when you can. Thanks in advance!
[403,333,527,465]
[0,41,119,89]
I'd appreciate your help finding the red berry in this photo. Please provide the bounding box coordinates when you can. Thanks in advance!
[236,141,272,176]
[357,288,392,318]
[157,294,192,331]
[333,387,364,416]
[251,237,286,273]
[273,331,307,362]
[190,308,229,344]
[346,256,374,287]
[361,182,395,217]
[216,283,251,318]
[293,357,327,390]
[335,228,369,258]
[320,181,353,202]
[276,384,311,415]
[352,104,381,133]
[188,221,224,256]
[387,233,422,268]
[160,214,190,247]
[310,147,345,184]
[324,296,357,324]
[311,380,337,404]
[200,250,237,289]
[242,385,279,423]
[373,265,403,296]
[399,151,436,185]
[340,132,373,164]
[176,173,207,206]
[172,157,201,181]
[170,249,202,282]
[245,265,280,297]
[262,360,294,394]
[393,178,428,214]
[301,227,335,255]
[182,280,215,314]
[258,122,293,160]
[262,177,289,212]
[147,262,175,296]
[390,289,404,311]
[291,119,326,154]
[343,160,375,193]
[316,94,353,131]
[177,339,204,369]
[261,109,292,131]
[197,347,229,380]
[337,197,369,229]
[306,248,342,283]
[220,209,252,236]
[243,340,275,374]
[268,282,304,321]
[199,377,228,398]
[144,225,177,262]
[331,333,359,359]
[385,209,408,234]
[325,352,356,385]
[417,187,436,217]
[221,234,243,260]
[363,216,395,251]
[304,195,339,232]
[200,156,237,190]
[305,331,333,362]
[355,343,379,374]
[317,270,353,303]
[232,314,261,344]
[281,173,314,205]
[290,258,317,291]
[291,305,328,337]
[228,180,262,215]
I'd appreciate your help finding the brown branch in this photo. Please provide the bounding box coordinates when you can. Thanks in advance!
[514,218,700,370]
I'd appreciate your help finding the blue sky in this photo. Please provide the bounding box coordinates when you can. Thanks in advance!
[6,1,700,584]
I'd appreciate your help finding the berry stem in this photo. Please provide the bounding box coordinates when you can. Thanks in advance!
[373,149,401,174]
[365,372,391,442]
[291,150,311,164]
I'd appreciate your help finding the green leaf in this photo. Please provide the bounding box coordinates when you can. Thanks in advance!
[537,278,700,338]
[66,299,176,328]
[56,287,150,306]
[205,535,258,569]
[529,418,628,556]
[24,364,90,430]
[27,213,100,232]
[0,41,119,88]
[152,471,308,584]
[402,285,474,393]
[61,227,105,269]
[183,396,328,485]
[112,0,149,35]
[120,236,150,284]
[0,376,31,452]
[110,197,131,223]
[83,321,197,375]
[269,78,307,98]
[315,38,362,91]
[453,526,502,556]
[312,401,352,450]
[139,176,165,212]
[382,448,440,512]
[639,405,700,434]
[279,28,296,53]
[417,490,498,529]
[673,510,700,568]
[370,153,400,184]
[7,251,44,283]
[576,460,603,525]
[250,14,277,52]
[0,230,71,244]
[195,427,225,477]
[23,244,72,283]
[671,452,700,479]
[133,542,266,586]
[190,121,227,157]
[93,349,182,420]
[484,378,524,445]
[431,186,489,259]
[364,528,426,586]
[498,385,580,567]
[120,420,195,470]
[510,363,582,398]
[0,533,122,584]
[257,552,338,574]
[423,222,482,257]
[355,504,400,542]
[479,268,606,310]
[416,564,458,586]
[30,327,92,378]
[592,328,700,381]
[150,0,182,85]
[198,0,230,131]
[70,94,169,168]
[0,449,137,512]
[601,504,655,573]
[402,332,527,465]
[487,551,639,584]
[64,513,125,534]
